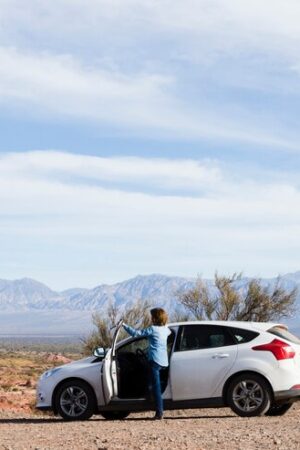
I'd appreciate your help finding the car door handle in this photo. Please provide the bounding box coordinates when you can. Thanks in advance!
[212,353,230,359]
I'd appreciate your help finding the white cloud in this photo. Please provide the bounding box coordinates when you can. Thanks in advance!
[1,2,300,286]
[0,150,299,234]
[0,150,299,213]
[0,150,299,286]
[149,0,300,59]
[0,46,173,126]
[0,1,300,148]
[0,151,222,193]
[0,46,297,149]
[2,1,300,63]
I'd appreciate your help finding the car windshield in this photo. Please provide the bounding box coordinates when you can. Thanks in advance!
[267,326,300,345]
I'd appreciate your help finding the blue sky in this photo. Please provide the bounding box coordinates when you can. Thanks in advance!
[0,0,300,289]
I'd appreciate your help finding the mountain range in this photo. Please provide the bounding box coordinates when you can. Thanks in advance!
[0,272,299,335]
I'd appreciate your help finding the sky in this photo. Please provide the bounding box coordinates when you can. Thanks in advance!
[0,0,300,290]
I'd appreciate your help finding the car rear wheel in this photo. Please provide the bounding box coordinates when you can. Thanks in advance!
[100,411,130,420]
[227,373,271,417]
[266,403,292,416]
[55,380,96,421]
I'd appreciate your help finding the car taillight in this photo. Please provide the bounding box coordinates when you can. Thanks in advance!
[252,339,295,360]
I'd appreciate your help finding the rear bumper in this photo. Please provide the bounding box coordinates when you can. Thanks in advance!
[274,388,300,404]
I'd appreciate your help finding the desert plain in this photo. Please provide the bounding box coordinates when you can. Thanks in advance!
[0,349,299,450]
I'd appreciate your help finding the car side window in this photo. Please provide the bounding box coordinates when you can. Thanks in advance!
[117,330,176,355]
[175,325,236,352]
[228,327,259,344]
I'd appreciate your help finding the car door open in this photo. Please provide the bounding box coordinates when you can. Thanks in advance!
[101,320,123,404]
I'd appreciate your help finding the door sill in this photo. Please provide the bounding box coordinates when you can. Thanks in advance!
[99,397,223,412]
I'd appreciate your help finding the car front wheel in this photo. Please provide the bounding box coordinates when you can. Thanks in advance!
[55,380,96,421]
[227,373,271,417]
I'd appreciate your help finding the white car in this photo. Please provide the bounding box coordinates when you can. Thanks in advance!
[36,320,300,420]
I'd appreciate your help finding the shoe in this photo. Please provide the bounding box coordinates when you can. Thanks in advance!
[153,413,163,420]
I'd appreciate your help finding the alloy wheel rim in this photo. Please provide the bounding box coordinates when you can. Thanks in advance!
[232,380,264,412]
[60,386,88,417]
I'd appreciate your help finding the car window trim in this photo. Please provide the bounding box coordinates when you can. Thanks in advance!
[226,326,259,345]
[174,324,238,352]
[117,327,178,354]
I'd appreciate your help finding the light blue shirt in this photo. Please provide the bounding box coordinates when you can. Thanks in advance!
[123,323,171,367]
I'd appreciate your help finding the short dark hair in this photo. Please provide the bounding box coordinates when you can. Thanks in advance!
[150,308,168,326]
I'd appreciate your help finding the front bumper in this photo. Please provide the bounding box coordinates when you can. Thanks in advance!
[36,406,53,411]
[36,381,53,410]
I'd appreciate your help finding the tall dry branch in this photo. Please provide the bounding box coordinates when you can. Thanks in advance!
[81,298,152,355]
[177,273,297,323]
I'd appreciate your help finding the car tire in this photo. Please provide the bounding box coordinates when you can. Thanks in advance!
[266,403,293,416]
[55,380,96,421]
[227,373,272,417]
[100,411,130,420]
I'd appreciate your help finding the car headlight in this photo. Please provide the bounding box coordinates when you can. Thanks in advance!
[41,368,62,379]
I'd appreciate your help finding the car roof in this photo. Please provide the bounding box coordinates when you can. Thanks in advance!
[168,320,287,332]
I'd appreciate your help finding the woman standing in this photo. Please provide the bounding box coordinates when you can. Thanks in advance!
[122,307,171,420]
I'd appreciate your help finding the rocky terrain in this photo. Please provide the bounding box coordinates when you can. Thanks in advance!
[0,351,73,414]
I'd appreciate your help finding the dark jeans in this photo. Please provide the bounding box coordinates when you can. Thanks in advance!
[149,360,164,417]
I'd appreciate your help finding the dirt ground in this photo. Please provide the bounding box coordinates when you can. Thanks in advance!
[0,350,299,449]
[0,404,300,450]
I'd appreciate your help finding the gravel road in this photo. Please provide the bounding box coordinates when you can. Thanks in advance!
[0,404,299,450]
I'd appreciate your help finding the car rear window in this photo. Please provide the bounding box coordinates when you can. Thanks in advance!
[267,326,300,345]
[227,327,259,344]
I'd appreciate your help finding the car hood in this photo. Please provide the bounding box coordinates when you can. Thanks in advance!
[54,355,102,372]
[68,355,97,365]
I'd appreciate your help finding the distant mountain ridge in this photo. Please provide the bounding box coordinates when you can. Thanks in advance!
[0,272,300,312]
[0,274,195,311]
[0,273,299,334]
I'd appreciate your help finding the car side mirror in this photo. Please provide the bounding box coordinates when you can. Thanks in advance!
[93,347,106,358]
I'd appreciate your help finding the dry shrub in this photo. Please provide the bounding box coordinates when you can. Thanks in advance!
[177,273,297,322]
[82,298,152,354]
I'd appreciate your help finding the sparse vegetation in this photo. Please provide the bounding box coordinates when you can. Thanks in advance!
[176,273,297,322]
[0,350,77,413]
[82,298,152,354]
[82,273,297,355]
[0,336,82,354]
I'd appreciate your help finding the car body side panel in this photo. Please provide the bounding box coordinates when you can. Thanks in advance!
[36,361,105,409]
[214,353,300,398]
[37,321,300,415]
[170,345,238,401]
